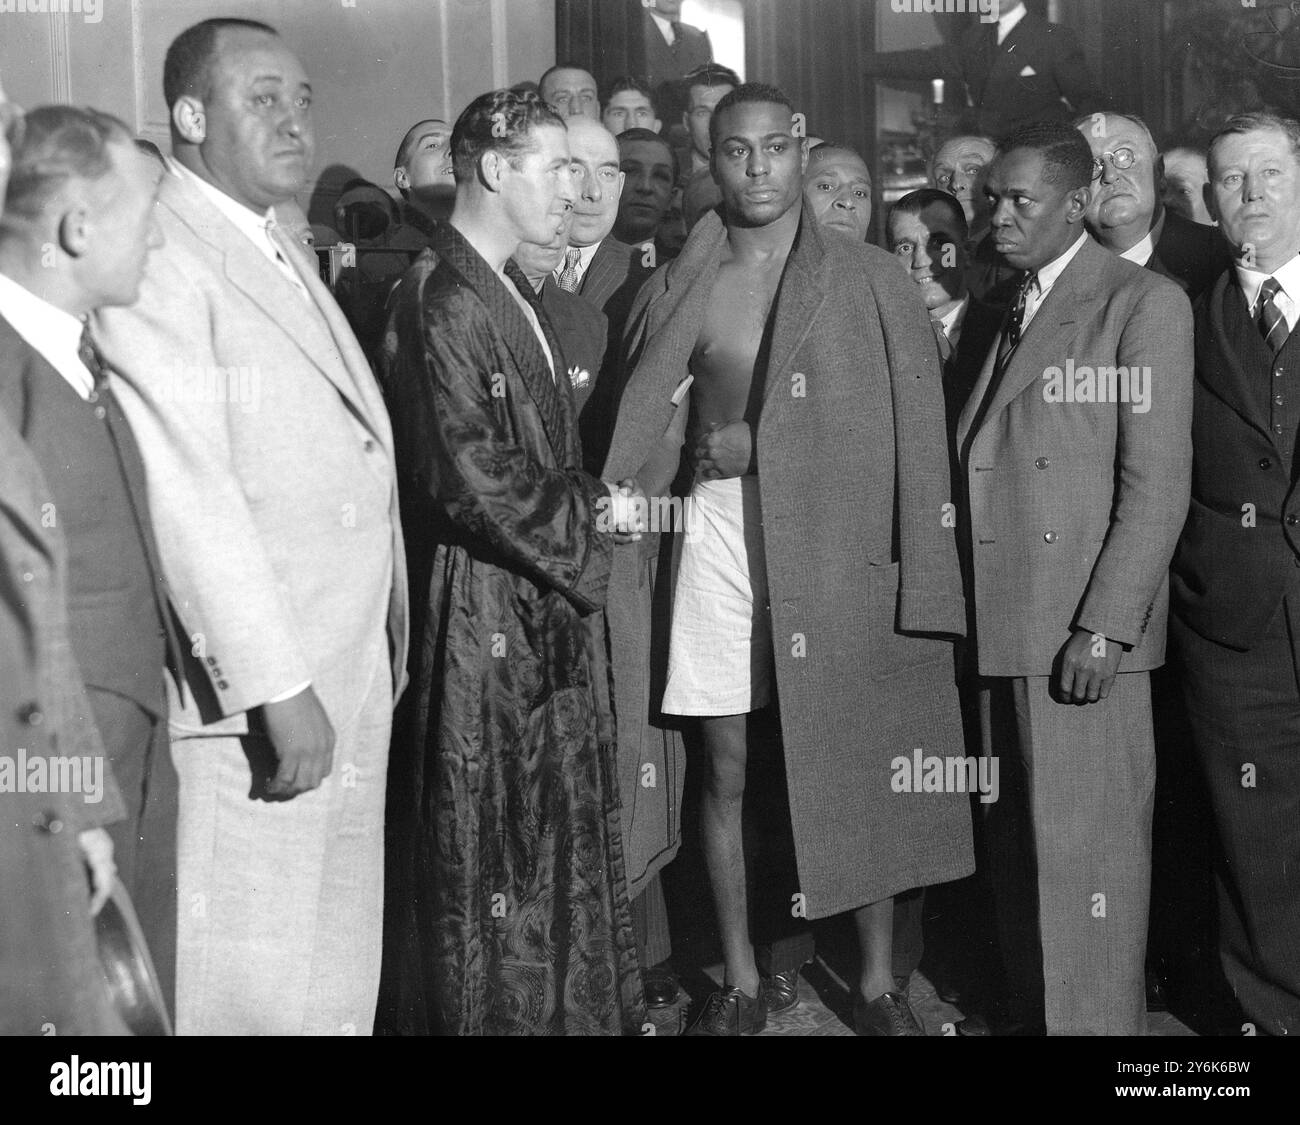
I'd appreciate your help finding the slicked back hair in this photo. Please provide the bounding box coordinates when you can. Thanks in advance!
[451,88,566,186]
[889,187,969,244]
[539,63,596,99]
[709,82,796,151]
[997,120,1094,191]
[2,105,134,223]
[1208,111,1300,176]
[163,17,278,109]
[618,126,676,170]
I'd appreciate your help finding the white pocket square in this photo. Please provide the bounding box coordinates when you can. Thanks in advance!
[568,366,591,389]
[1019,65,1037,77]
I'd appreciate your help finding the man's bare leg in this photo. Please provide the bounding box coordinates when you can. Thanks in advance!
[852,896,897,1001]
[699,712,761,997]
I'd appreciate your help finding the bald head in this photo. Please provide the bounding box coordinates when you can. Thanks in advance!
[930,135,996,227]
[566,117,623,246]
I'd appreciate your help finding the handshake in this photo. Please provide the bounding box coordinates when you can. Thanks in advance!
[601,477,650,543]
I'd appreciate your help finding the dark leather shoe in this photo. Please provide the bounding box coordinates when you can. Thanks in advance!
[643,964,681,1009]
[762,963,806,1013]
[684,985,768,1036]
[853,991,925,1036]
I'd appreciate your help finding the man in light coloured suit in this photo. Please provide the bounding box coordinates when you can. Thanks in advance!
[94,17,408,1035]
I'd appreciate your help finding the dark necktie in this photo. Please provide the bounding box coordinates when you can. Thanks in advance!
[1259,277,1289,354]
[671,21,685,61]
[994,271,1034,375]
[78,322,109,393]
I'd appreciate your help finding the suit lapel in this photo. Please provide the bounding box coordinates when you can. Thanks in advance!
[160,171,385,445]
[762,211,828,408]
[1202,272,1274,443]
[433,223,573,466]
[958,239,1105,451]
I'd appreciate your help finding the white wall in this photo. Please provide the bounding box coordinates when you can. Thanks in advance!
[0,0,555,216]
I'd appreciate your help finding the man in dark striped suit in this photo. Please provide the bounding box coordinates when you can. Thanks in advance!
[1171,112,1300,1037]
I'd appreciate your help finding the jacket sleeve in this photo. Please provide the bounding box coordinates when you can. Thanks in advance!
[93,240,313,719]
[874,262,968,637]
[1076,278,1194,646]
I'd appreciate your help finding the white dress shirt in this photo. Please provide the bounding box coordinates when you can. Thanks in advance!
[1119,211,1166,268]
[552,240,601,291]
[997,2,1028,44]
[936,293,970,350]
[171,159,311,302]
[649,9,676,45]
[1236,253,1300,335]
[1022,232,1089,331]
[0,272,94,399]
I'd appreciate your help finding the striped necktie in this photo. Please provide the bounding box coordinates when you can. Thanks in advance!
[1259,277,1289,354]
[557,248,582,293]
[931,316,953,363]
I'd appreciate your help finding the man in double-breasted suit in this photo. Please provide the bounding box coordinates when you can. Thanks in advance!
[958,122,1192,1035]
[93,18,408,1035]
[640,0,713,125]
[1170,112,1300,1037]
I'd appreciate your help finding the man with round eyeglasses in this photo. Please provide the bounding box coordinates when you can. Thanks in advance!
[1075,112,1228,299]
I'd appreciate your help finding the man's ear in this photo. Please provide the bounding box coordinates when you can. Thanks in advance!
[172,95,206,144]
[652,117,662,135]
[1067,183,1092,222]
[394,166,410,192]
[478,148,507,193]
[57,205,90,259]
[799,137,809,175]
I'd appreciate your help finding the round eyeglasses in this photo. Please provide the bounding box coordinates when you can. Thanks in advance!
[1091,146,1137,180]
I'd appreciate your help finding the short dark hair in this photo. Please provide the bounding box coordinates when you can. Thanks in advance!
[1208,111,1300,175]
[997,120,1094,191]
[3,105,134,222]
[163,18,278,110]
[709,82,795,150]
[685,63,741,96]
[888,187,969,244]
[618,127,677,179]
[450,88,565,186]
[538,62,596,97]
[605,76,657,113]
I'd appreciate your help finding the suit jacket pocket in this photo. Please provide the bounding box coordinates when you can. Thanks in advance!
[867,562,952,681]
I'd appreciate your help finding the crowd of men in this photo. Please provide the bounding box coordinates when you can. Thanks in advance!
[2,1,1298,1039]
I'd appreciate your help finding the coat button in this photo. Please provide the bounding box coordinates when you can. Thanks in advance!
[1261,457,1274,469]
[18,703,44,726]
[363,439,376,452]
[1275,424,1285,435]
[33,811,64,835]
[1288,515,1299,527]
[1044,530,1058,543]
[93,405,107,421]
[1276,395,1286,407]
[87,390,99,404]
[21,570,35,583]
[1034,457,1049,469]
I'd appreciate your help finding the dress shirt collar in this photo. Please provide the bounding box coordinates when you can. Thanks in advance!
[553,239,601,286]
[171,157,276,241]
[649,9,675,44]
[0,272,94,399]
[936,292,970,340]
[1034,231,1089,297]
[1236,252,1300,311]
[1119,209,1165,267]
[998,2,1028,43]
